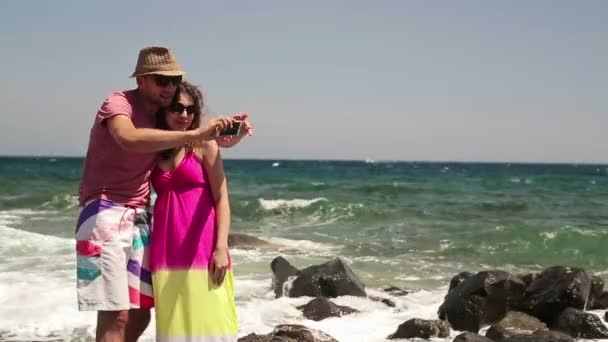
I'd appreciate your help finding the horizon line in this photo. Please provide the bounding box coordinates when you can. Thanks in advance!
[1,154,608,166]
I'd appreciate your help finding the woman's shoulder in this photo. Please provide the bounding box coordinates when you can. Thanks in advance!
[192,140,220,161]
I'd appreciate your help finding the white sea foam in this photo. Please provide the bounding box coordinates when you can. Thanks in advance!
[0,233,452,342]
[3,222,608,341]
[0,219,452,342]
[40,194,79,210]
[268,237,337,253]
[258,198,327,210]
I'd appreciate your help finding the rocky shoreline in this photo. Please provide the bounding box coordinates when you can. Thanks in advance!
[4,234,608,342]
[235,234,608,342]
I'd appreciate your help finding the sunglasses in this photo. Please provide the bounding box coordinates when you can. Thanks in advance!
[152,75,182,87]
[169,102,197,115]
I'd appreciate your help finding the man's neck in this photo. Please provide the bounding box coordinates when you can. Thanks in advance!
[133,89,160,117]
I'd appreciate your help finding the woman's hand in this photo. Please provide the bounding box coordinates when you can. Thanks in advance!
[210,246,230,286]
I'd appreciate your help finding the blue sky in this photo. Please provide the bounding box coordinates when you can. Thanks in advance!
[1,1,606,162]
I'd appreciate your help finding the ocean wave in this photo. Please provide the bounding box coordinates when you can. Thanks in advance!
[509,177,534,184]
[279,182,331,192]
[0,224,73,262]
[0,208,62,227]
[478,200,528,213]
[0,212,24,227]
[267,237,337,253]
[540,226,607,240]
[229,237,338,263]
[40,194,79,210]
[0,209,59,227]
[0,194,28,201]
[0,192,78,212]
[349,182,424,196]
[261,181,425,197]
[258,198,327,210]
[231,197,424,228]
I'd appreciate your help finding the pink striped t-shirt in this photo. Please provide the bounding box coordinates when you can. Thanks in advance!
[79,90,158,208]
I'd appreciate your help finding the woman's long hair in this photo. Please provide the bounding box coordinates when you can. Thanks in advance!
[156,81,206,160]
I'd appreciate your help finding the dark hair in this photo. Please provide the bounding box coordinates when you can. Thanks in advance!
[156,81,206,160]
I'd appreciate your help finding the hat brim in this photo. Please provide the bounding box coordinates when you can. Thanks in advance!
[130,70,186,78]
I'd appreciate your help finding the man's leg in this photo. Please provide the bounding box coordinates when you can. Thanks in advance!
[125,308,151,342]
[96,310,129,342]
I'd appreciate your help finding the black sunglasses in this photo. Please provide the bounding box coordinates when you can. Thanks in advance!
[169,102,196,115]
[152,75,182,87]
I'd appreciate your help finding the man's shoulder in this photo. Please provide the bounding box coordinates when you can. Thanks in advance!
[97,89,138,119]
[103,89,136,105]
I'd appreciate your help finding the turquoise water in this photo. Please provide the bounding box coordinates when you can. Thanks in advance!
[3,157,608,284]
[1,156,608,340]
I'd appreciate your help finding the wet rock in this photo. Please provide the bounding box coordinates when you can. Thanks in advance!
[271,256,300,297]
[518,266,591,324]
[592,291,608,310]
[516,273,538,288]
[485,325,516,341]
[238,324,339,342]
[504,330,574,342]
[551,307,608,339]
[297,297,359,321]
[383,286,409,296]
[449,271,475,292]
[388,318,450,339]
[369,295,396,308]
[587,275,605,309]
[453,332,494,342]
[496,311,547,332]
[288,258,366,298]
[438,271,526,332]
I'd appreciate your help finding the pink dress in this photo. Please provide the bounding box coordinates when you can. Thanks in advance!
[150,151,237,341]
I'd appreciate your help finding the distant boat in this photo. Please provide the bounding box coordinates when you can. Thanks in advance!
[272,162,280,167]
[364,157,375,164]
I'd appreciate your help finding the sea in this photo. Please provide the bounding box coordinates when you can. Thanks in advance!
[2,157,608,341]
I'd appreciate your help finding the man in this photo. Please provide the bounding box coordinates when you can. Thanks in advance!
[75,46,250,342]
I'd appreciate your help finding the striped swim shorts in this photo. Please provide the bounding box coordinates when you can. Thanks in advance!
[75,199,154,311]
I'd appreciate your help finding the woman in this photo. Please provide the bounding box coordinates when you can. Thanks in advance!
[150,81,243,341]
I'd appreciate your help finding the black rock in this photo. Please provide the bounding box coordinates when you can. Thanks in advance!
[588,275,605,309]
[388,318,450,339]
[516,273,538,288]
[288,258,366,298]
[486,325,516,342]
[449,271,475,292]
[592,291,608,310]
[238,324,339,342]
[496,311,547,332]
[271,256,300,297]
[504,330,574,342]
[383,285,409,296]
[518,266,591,324]
[438,271,526,332]
[453,332,495,342]
[551,307,608,339]
[369,295,396,308]
[297,297,359,321]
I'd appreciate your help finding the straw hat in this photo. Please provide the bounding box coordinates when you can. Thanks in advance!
[130,46,186,77]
